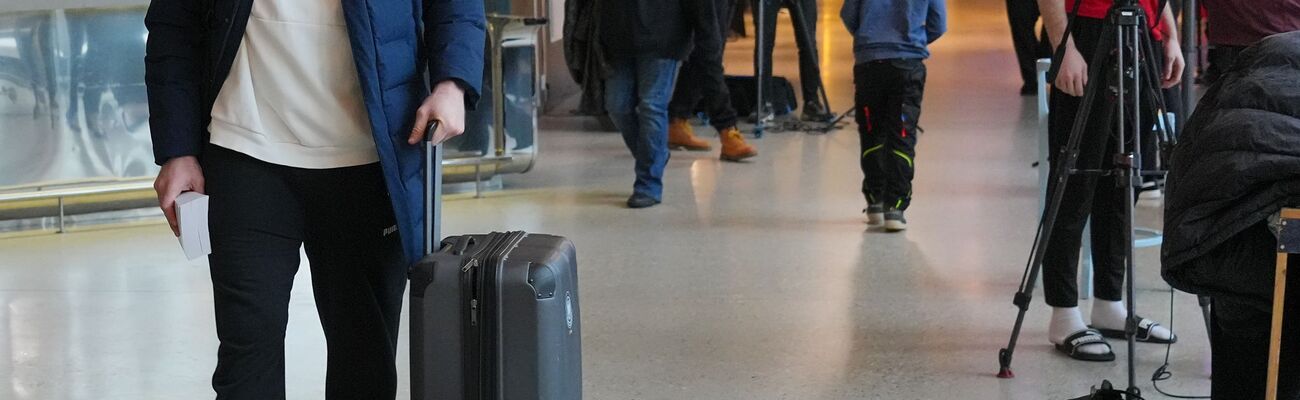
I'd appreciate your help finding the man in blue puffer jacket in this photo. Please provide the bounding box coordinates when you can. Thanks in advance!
[144,0,484,398]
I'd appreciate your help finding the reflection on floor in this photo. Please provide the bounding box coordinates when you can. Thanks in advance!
[0,0,1212,398]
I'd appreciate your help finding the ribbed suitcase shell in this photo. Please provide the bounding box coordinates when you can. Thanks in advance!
[410,232,582,400]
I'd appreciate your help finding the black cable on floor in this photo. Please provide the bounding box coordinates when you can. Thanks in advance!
[1149,289,1211,399]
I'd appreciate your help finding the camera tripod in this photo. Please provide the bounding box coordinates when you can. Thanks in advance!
[995,0,1179,397]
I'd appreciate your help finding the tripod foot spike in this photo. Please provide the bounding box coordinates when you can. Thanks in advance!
[997,367,1015,379]
[997,348,1015,378]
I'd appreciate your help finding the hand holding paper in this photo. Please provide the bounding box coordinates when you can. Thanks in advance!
[176,192,211,260]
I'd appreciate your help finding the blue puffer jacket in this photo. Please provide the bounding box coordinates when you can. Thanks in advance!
[145,0,486,264]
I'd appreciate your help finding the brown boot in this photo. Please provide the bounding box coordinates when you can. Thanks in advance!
[719,127,758,162]
[668,118,712,151]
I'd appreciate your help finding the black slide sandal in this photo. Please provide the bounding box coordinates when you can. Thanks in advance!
[1054,329,1116,362]
[1090,316,1178,344]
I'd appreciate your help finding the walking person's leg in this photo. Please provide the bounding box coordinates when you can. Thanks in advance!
[605,58,657,207]
[627,57,682,205]
[297,163,407,400]
[606,59,641,152]
[716,0,737,43]
[667,51,713,151]
[855,62,889,224]
[704,57,756,162]
[882,60,926,218]
[695,0,756,161]
[668,56,705,124]
[204,145,307,400]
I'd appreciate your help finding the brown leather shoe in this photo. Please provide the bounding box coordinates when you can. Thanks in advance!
[668,118,712,151]
[719,127,758,162]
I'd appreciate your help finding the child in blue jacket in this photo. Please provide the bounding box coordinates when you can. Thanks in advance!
[841,0,946,231]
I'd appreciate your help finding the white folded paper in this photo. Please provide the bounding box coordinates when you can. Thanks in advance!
[176,192,212,260]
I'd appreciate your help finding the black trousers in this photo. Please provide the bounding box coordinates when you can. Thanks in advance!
[203,145,407,400]
[1211,256,1300,399]
[1041,18,1165,307]
[854,59,926,211]
[669,0,739,130]
[752,0,821,108]
[1006,0,1050,88]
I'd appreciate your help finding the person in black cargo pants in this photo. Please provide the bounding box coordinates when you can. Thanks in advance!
[854,60,925,228]
[843,0,944,232]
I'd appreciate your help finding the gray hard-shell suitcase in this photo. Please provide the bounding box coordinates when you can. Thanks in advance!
[410,123,583,400]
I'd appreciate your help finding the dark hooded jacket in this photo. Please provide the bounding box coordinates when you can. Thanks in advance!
[563,0,606,115]
[597,0,723,62]
[1162,31,1300,311]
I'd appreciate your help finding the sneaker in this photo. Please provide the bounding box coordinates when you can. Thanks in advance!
[864,204,885,225]
[884,209,907,232]
[801,102,833,122]
[668,118,712,151]
[627,194,661,209]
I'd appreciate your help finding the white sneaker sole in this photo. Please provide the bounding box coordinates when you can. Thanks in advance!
[884,220,907,232]
[866,212,884,225]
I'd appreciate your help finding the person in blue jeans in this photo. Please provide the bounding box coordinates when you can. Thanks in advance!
[599,0,724,208]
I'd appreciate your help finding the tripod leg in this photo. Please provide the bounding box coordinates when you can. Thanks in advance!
[998,18,1123,378]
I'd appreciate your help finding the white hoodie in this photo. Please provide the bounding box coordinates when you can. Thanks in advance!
[209,0,378,169]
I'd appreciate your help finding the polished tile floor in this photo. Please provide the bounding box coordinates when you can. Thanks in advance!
[0,0,1214,398]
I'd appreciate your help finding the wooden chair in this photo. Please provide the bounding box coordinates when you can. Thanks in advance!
[1268,208,1300,400]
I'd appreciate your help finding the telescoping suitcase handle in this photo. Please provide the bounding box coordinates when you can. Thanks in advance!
[424,120,442,256]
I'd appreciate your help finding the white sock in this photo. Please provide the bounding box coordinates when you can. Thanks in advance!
[1090,299,1173,341]
[1049,306,1109,355]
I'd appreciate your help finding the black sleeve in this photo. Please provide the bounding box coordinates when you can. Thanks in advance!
[144,0,210,165]
[684,0,724,59]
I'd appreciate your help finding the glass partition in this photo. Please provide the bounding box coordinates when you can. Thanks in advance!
[0,7,156,190]
[0,2,541,191]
